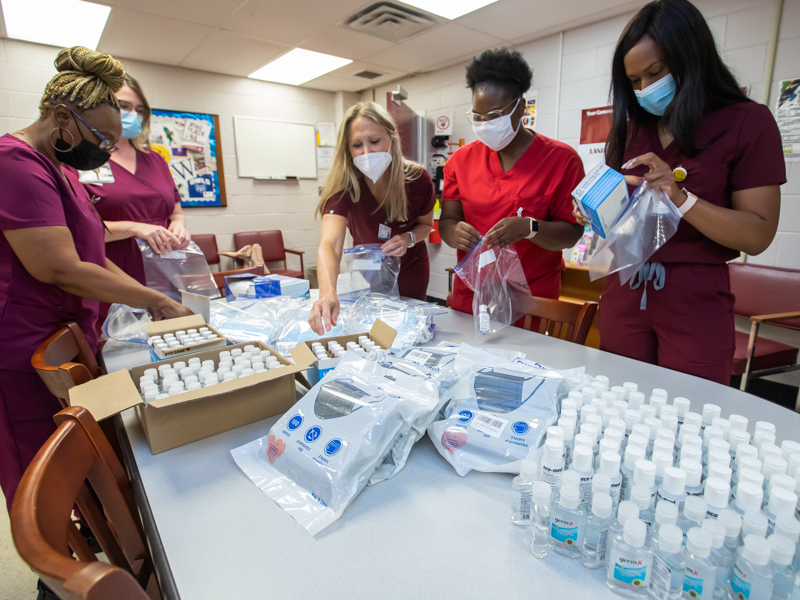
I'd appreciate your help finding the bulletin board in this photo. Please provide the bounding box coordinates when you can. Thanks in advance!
[149,109,227,207]
[233,116,317,179]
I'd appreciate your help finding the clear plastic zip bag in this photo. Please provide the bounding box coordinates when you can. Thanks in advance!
[339,244,400,301]
[102,303,151,343]
[344,293,444,347]
[453,237,533,336]
[138,240,218,301]
[587,181,682,285]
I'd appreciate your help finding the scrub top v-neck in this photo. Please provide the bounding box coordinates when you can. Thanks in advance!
[443,133,584,314]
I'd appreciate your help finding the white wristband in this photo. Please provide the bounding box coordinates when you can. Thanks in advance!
[679,189,698,216]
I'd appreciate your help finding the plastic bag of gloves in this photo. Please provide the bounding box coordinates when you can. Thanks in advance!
[102,303,152,343]
[428,344,585,476]
[138,240,218,301]
[453,237,533,336]
[340,244,400,301]
[230,352,439,535]
[587,180,682,285]
[344,293,443,348]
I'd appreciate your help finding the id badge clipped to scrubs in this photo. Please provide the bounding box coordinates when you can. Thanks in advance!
[378,223,392,241]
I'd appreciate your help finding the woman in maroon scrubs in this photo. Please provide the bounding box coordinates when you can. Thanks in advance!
[0,47,190,514]
[309,101,435,335]
[587,0,784,384]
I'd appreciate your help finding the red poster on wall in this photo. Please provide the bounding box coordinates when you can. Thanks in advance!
[578,106,613,170]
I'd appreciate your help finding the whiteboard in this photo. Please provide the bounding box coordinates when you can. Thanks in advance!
[233,116,317,179]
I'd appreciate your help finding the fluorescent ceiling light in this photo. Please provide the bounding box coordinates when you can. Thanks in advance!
[399,0,499,19]
[1,0,110,50]
[249,49,352,86]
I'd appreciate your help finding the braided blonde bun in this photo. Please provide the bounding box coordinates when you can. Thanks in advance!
[39,46,125,116]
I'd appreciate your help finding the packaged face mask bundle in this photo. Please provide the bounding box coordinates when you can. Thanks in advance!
[428,344,582,476]
[344,293,444,348]
[230,353,438,535]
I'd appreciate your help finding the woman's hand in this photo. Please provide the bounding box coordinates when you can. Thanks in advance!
[168,220,192,249]
[133,223,180,255]
[622,152,685,206]
[572,202,590,227]
[149,296,193,321]
[485,217,530,248]
[309,296,339,336]
[450,221,482,251]
[381,233,410,257]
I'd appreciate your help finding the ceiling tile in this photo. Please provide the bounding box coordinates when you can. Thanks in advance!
[112,0,245,27]
[301,26,395,60]
[180,31,289,77]
[303,60,409,92]
[364,23,502,73]
[220,0,369,46]
[98,9,212,65]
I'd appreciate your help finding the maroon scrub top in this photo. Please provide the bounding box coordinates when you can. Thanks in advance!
[324,169,436,300]
[84,148,180,285]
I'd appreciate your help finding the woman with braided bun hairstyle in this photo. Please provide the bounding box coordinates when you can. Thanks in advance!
[0,46,192,513]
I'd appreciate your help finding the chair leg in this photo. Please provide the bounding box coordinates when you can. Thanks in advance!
[739,321,760,392]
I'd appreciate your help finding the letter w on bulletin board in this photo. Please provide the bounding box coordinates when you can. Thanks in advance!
[578,106,613,171]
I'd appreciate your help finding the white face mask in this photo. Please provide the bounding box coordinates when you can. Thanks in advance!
[353,151,392,184]
[471,98,521,152]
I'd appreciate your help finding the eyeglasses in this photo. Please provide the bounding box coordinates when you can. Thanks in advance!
[69,108,117,152]
[465,98,520,124]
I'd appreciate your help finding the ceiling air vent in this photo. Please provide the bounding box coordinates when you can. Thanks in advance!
[343,2,437,43]
[353,69,385,80]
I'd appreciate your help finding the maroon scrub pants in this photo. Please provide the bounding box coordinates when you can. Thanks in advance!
[598,262,735,385]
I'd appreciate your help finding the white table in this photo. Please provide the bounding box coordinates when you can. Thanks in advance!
[107,310,800,600]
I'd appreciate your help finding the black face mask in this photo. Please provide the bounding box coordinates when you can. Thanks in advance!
[54,113,110,170]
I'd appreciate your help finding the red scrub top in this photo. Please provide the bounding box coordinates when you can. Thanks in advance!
[84,149,180,285]
[324,170,436,300]
[443,133,584,314]
[622,102,786,263]
[0,134,106,372]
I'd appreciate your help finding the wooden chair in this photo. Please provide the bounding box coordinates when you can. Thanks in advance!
[192,233,220,270]
[212,265,266,295]
[233,231,305,279]
[517,297,598,345]
[10,406,160,600]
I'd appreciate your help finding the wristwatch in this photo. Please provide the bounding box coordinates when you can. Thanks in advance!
[526,217,539,239]
[407,231,417,247]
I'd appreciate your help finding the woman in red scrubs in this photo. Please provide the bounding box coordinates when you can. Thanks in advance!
[590,0,784,384]
[440,48,585,314]
[309,101,435,335]
[0,47,190,514]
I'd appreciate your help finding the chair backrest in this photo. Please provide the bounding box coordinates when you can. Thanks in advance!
[233,231,286,263]
[10,407,159,600]
[729,262,800,330]
[518,297,599,345]
[192,234,219,265]
[212,265,266,294]
[32,322,100,408]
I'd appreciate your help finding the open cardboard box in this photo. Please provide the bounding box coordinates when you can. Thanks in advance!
[292,319,397,385]
[69,341,312,454]
[147,314,227,360]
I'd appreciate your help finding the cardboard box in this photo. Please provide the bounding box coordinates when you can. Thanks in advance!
[571,163,629,239]
[147,314,227,360]
[292,319,397,385]
[69,341,312,454]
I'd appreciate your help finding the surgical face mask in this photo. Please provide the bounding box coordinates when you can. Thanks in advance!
[54,116,111,171]
[471,98,521,152]
[120,109,143,139]
[353,151,392,184]
[634,73,676,116]
[474,367,539,413]
[314,379,379,420]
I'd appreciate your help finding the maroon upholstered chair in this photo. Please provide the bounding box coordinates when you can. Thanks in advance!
[232,231,304,279]
[192,234,220,269]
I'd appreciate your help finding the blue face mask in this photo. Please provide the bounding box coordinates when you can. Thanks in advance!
[634,73,676,116]
[120,109,143,139]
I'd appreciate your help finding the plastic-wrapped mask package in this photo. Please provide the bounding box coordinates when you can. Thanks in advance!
[138,240,217,301]
[344,293,443,348]
[340,244,400,300]
[428,344,584,476]
[102,303,152,343]
[209,297,291,345]
[230,353,439,535]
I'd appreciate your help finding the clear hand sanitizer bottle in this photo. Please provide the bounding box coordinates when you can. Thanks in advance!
[570,445,595,509]
[549,484,586,559]
[582,492,613,569]
[657,466,688,514]
[648,523,685,600]
[530,481,551,559]
[701,519,732,600]
[678,496,708,543]
[682,527,717,600]
[730,535,773,600]
[478,304,490,335]
[539,438,565,502]
[511,458,538,526]
[606,518,653,597]
[621,445,646,502]
[652,501,679,546]
[767,534,796,600]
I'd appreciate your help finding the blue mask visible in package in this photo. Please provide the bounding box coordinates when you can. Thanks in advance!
[634,73,676,116]
[120,109,143,139]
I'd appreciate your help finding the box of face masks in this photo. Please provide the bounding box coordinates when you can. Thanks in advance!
[571,163,630,238]
[225,274,310,301]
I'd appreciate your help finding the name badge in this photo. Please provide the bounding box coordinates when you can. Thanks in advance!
[378,223,391,241]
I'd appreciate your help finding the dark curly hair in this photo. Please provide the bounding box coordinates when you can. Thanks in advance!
[465,48,533,98]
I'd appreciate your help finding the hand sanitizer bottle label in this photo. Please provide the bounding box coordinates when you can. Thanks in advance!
[683,569,705,599]
[550,517,579,547]
[730,565,751,599]
[613,558,648,589]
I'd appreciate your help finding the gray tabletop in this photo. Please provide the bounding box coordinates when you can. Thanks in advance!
[110,309,800,600]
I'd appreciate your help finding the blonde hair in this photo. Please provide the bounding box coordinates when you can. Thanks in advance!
[121,73,151,152]
[39,46,124,116]
[316,101,425,223]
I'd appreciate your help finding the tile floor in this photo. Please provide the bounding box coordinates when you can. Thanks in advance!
[0,507,38,600]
